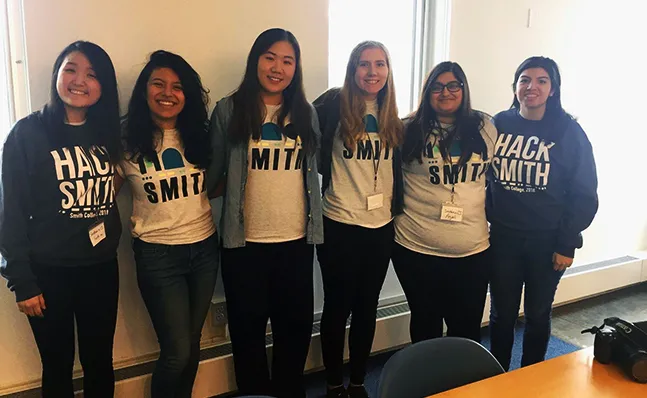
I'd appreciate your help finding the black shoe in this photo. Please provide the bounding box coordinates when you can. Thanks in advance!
[347,385,369,398]
[326,385,348,398]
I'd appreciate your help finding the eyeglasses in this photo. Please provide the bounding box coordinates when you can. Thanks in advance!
[430,81,464,93]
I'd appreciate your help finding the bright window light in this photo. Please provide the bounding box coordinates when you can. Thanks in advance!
[328,0,417,116]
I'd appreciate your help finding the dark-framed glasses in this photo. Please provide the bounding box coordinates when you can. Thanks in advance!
[430,81,463,93]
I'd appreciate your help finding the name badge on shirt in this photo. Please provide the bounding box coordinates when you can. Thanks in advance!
[89,220,106,247]
[440,202,464,222]
[367,193,384,211]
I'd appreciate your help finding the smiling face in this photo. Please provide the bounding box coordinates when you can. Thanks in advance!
[146,67,185,129]
[429,71,464,119]
[257,40,296,103]
[354,47,388,101]
[56,51,102,111]
[515,67,554,112]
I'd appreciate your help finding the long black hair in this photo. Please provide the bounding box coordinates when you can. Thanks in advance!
[403,61,488,166]
[228,28,316,155]
[42,40,122,163]
[123,50,211,169]
[511,56,573,142]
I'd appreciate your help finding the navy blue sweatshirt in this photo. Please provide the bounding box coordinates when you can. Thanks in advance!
[486,109,598,257]
[0,111,121,302]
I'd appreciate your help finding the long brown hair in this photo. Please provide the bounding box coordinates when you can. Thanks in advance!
[339,41,403,149]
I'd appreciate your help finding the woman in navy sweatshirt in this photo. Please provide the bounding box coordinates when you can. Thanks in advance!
[0,41,122,397]
[487,56,598,370]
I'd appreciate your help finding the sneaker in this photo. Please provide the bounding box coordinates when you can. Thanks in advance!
[347,385,369,398]
[326,385,348,398]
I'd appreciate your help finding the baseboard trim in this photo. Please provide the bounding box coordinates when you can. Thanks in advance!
[2,255,644,397]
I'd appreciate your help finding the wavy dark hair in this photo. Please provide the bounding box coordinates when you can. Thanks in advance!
[42,40,121,163]
[228,28,315,155]
[123,50,211,169]
[403,61,488,166]
[511,56,573,142]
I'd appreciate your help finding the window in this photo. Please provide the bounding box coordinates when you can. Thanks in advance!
[328,0,452,116]
[0,1,12,132]
[0,0,29,135]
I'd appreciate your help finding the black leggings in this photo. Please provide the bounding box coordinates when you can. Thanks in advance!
[392,243,490,344]
[222,238,314,398]
[28,260,119,398]
[317,217,393,386]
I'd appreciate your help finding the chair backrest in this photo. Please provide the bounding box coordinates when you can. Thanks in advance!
[237,396,276,398]
[377,337,505,398]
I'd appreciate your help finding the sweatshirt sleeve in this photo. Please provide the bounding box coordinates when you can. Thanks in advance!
[312,88,340,176]
[0,124,40,302]
[312,90,331,132]
[555,123,599,257]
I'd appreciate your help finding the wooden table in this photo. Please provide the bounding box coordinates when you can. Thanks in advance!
[431,348,646,397]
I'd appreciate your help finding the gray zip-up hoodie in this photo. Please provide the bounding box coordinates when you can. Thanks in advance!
[206,96,324,248]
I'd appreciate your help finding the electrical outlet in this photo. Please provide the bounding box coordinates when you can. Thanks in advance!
[211,301,228,326]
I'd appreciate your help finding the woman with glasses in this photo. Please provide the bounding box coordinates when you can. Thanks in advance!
[392,61,496,344]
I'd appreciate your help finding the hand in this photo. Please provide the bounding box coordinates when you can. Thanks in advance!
[17,294,46,317]
[553,253,574,271]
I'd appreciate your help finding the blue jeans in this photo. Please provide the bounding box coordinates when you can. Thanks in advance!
[488,226,565,371]
[133,233,219,398]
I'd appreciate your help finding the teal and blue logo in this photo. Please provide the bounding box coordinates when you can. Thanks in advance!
[136,149,205,204]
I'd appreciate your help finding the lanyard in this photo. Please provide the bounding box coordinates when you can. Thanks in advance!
[432,131,459,203]
[367,133,382,192]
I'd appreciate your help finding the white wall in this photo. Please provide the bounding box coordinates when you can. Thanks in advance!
[0,0,329,392]
[449,0,647,266]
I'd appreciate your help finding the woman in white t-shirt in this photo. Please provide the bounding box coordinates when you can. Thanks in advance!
[313,41,404,398]
[206,28,322,398]
[117,50,217,398]
[393,61,496,345]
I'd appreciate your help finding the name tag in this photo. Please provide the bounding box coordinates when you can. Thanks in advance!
[440,203,464,222]
[367,193,384,211]
[89,220,106,247]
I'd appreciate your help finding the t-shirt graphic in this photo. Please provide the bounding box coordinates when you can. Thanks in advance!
[250,121,303,171]
[244,105,307,243]
[136,147,206,204]
[50,145,116,219]
[426,133,490,186]
[339,113,392,161]
[119,129,215,245]
[490,133,553,193]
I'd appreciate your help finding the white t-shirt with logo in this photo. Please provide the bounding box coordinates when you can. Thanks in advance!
[394,118,497,257]
[119,129,215,244]
[323,100,394,228]
[244,104,307,243]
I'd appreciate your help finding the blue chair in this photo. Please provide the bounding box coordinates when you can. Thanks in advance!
[377,337,504,398]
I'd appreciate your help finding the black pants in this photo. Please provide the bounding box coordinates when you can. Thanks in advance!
[317,217,393,386]
[28,260,119,398]
[221,238,314,398]
[392,243,490,344]
[488,228,565,371]
[134,233,219,398]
